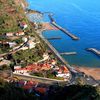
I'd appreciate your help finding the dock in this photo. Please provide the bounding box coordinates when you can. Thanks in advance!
[46,37,61,40]
[60,52,77,55]
[86,48,100,56]
[48,14,79,40]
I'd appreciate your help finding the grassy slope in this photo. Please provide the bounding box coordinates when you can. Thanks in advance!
[0,0,47,64]
[0,0,28,33]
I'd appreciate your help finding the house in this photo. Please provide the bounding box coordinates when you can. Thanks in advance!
[41,63,51,71]
[34,22,38,29]
[43,53,49,60]
[50,59,57,65]
[56,73,70,78]
[28,36,35,41]
[15,32,25,36]
[14,66,21,70]
[27,40,36,49]
[22,37,28,42]
[0,57,4,61]
[14,68,28,74]
[35,87,47,94]
[61,66,69,73]
[5,32,14,37]
[55,66,70,79]
[8,42,17,48]
[20,22,28,29]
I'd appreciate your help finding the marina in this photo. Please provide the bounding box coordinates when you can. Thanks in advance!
[27,0,100,67]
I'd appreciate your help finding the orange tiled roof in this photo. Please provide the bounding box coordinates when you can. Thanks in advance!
[35,87,47,94]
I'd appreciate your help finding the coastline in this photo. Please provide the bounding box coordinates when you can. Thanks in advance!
[25,0,100,81]
[41,29,100,80]
[74,66,100,80]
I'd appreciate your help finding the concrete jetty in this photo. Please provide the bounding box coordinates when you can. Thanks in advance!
[46,37,61,40]
[48,14,79,40]
[86,48,100,56]
[60,52,77,55]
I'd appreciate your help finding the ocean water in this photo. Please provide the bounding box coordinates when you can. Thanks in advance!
[27,0,100,67]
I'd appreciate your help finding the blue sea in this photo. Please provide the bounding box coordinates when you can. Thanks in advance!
[27,0,100,68]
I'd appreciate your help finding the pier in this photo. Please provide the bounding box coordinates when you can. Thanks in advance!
[48,14,79,40]
[86,48,100,56]
[46,37,61,40]
[60,52,77,55]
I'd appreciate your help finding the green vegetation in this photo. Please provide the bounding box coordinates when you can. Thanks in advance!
[0,78,39,100]
[0,0,29,34]
[12,49,43,67]
[0,78,100,100]
[31,70,64,80]
[31,72,44,77]
[47,85,100,100]
[0,64,10,70]
[0,43,11,54]
[0,0,47,65]
[13,37,23,44]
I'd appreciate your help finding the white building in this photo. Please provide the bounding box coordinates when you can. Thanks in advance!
[14,66,21,70]
[56,73,70,78]
[15,32,25,36]
[8,42,17,48]
[27,41,36,49]
[5,32,14,37]
[43,53,49,60]
[22,37,28,42]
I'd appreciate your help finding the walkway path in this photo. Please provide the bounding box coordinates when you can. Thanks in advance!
[13,73,65,85]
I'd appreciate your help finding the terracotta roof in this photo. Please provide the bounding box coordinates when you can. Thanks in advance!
[23,85,33,90]
[35,87,47,94]
[20,22,27,26]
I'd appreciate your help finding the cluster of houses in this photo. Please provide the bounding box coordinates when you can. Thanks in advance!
[10,79,48,95]
[4,22,28,37]
[1,33,39,51]
[0,41,17,48]
[5,31,25,37]
[14,58,70,80]
[21,36,40,50]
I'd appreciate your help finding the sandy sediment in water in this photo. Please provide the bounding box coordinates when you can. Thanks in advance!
[42,23,59,30]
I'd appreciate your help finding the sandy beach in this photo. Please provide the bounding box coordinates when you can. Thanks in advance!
[42,22,59,30]
[74,66,100,80]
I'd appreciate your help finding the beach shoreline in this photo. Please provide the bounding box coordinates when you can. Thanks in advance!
[73,65,100,80]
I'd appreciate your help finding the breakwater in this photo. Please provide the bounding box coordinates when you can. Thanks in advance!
[60,52,77,55]
[86,48,100,56]
[48,14,79,40]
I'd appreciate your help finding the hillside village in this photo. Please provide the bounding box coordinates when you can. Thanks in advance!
[0,0,71,81]
[0,0,100,100]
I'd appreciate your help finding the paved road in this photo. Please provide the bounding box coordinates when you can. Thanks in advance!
[0,39,29,58]
[37,31,99,86]
[69,71,99,86]
[13,73,66,85]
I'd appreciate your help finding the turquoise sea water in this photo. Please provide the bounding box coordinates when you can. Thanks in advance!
[27,0,100,67]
